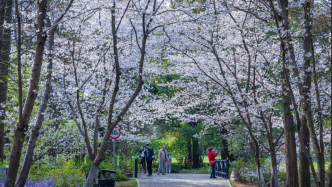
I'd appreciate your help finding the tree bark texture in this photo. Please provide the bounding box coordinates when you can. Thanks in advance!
[328,12,332,185]
[299,115,311,187]
[0,0,12,163]
[281,69,299,187]
[220,127,236,161]
[277,0,324,186]
[187,139,192,159]
[221,139,236,161]
[5,0,47,186]
[262,117,279,187]
[302,1,325,186]
[253,144,265,187]
[15,1,73,184]
[329,8,332,184]
[15,26,55,186]
[192,137,200,168]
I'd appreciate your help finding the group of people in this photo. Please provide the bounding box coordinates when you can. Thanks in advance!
[139,144,218,179]
[139,144,172,177]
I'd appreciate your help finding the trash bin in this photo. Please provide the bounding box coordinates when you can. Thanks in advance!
[98,169,116,187]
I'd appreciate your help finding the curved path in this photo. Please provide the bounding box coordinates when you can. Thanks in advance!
[137,173,230,187]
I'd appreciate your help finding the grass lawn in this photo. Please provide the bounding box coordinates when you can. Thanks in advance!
[116,178,138,187]
[278,160,329,185]
[170,155,210,164]
[229,180,258,187]
[279,160,329,173]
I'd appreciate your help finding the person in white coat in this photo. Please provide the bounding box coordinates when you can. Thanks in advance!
[157,145,167,175]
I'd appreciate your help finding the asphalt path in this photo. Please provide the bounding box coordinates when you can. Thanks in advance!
[137,173,231,187]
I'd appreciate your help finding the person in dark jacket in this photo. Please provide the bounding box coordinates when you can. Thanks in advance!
[145,144,155,177]
[139,146,147,175]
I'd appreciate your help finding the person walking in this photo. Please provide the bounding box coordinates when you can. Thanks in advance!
[157,145,168,175]
[145,144,155,177]
[139,146,147,175]
[166,154,172,174]
[208,147,218,178]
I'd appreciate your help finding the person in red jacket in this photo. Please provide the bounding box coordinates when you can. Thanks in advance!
[207,147,218,178]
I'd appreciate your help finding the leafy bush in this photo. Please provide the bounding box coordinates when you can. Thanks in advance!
[29,159,85,186]
[20,154,136,186]
[228,158,271,183]
[81,155,134,181]
[0,176,82,187]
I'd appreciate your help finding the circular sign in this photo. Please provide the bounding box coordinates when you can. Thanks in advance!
[110,127,121,139]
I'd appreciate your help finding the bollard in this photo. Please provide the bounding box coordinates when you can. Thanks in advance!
[226,159,229,179]
[135,158,138,178]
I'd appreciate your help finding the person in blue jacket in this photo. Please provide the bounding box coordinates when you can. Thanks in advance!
[145,144,155,177]
[139,146,147,175]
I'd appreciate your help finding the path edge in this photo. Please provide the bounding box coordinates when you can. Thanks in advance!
[227,180,232,187]
[136,178,140,187]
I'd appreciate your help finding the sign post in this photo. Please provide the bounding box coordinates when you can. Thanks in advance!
[113,140,115,170]
[110,127,121,171]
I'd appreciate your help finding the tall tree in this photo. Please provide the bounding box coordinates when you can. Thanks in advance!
[0,0,12,162]
[5,0,48,185]
[15,1,74,185]
[84,0,170,185]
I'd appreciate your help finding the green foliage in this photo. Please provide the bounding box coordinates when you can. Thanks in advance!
[29,159,85,186]
[26,154,136,185]
[178,164,210,174]
[228,158,272,184]
[116,178,138,187]
[149,136,183,159]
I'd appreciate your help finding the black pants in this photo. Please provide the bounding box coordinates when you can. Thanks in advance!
[141,161,146,173]
[147,160,153,175]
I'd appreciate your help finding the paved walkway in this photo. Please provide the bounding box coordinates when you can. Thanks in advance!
[137,173,230,187]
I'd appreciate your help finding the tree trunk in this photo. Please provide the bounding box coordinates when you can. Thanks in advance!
[270,147,279,187]
[122,140,128,157]
[222,139,236,161]
[69,38,95,161]
[15,26,55,187]
[309,2,326,187]
[187,139,192,159]
[4,0,47,186]
[220,127,236,161]
[253,144,265,187]
[0,0,12,163]
[84,0,150,184]
[328,156,331,187]
[281,69,299,187]
[276,0,323,186]
[15,1,73,183]
[192,137,200,168]
[299,115,311,187]
[302,2,325,186]
[329,14,332,186]
[327,25,332,186]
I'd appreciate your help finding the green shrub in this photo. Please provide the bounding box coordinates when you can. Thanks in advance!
[29,159,85,186]
[27,154,136,185]
[228,158,271,184]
